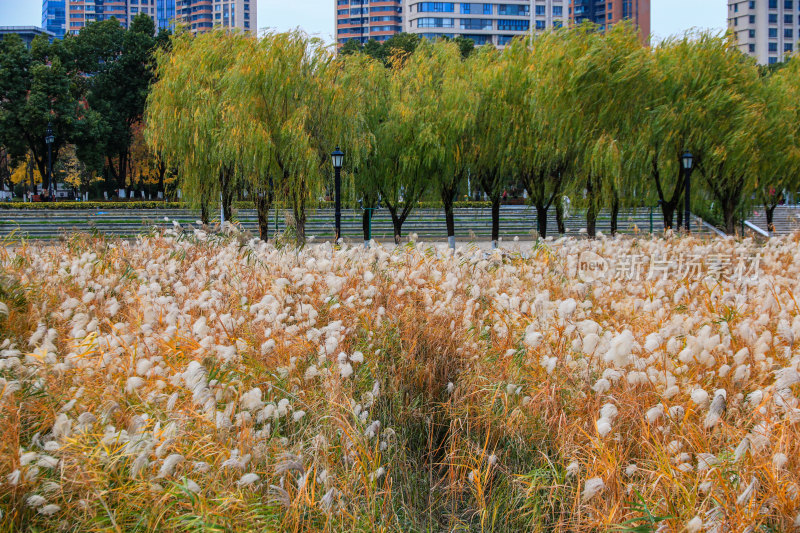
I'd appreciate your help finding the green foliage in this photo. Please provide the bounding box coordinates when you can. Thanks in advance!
[0,33,102,189]
[0,201,182,210]
[0,200,495,211]
[135,27,800,242]
[63,14,163,188]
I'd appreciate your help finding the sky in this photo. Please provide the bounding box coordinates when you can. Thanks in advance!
[0,0,727,45]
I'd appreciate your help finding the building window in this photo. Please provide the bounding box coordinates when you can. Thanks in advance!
[418,2,454,12]
[785,43,793,52]
[769,42,778,52]
[497,19,529,31]
[416,17,454,27]
[535,5,545,16]
[749,15,755,23]
[769,0,777,8]
[463,34,492,44]
[460,18,492,30]
[749,43,756,52]
[535,20,546,30]
[784,28,793,38]
[769,27,778,37]
[553,6,563,16]
[769,56,778,64]
[749,29,755,38]
[498,4,528,16]
[769,13,778,23]
[786,0,794,8]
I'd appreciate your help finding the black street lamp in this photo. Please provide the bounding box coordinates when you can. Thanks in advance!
[331,147,344,242]
[45,122,55,201]
[682,151,694,234]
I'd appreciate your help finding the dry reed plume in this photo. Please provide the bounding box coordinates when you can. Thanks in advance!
[1,226,799,532]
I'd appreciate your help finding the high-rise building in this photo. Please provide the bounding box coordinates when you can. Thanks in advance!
[336,0,404,46]
[728,0,799,64]
[568,0,651,41]
[42,0,67,39]
[401,1,568,47]
[61,0,255,36]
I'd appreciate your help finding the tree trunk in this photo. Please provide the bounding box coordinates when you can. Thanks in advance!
[556,198,565,234]
[28,157,36,195]
[442,187,456,249]
[255,193,271,242]
[220,168,233,223]
[610,191,620,236]
[388,206,403,245]
[490,193,501,247]
[362,208,373,242]
[766,204,777,233]
[200,200,210,226]
[535,204,548,239]
[293,201,306,244]
[116,151,128,191]
[724,199,737,235]
[586,178,598,238]
[157,162,166,198]
[661,203,675,230]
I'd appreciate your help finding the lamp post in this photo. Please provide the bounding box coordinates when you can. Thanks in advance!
[331,147,344,242]
[45,122,55,201]
[682,151,694,234]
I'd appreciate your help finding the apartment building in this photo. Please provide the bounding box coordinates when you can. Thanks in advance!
[569,0,651,42]
[728,0,799,64]
[337,0,650,49]
[401,1,569,48]
[336,0,404,45]
[59,0,255,36]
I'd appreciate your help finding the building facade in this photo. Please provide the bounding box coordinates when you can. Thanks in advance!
[336,0,404,46]
[728,0,799,64]
[42,0,67,39]
[401,1,568,47]
[568,0,650,41]
[337,0,652,49]
[0,26,56,47]
[61,0,255,36]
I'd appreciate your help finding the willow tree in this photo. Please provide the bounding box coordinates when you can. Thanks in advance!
[374,47,437,244]
[469,45,506,247]
[565,23,644,238]
[145,31,248,223]
[395,40,476,249]
[754,59,800,231]
[499,31,584,239]
[337,52,391,243]
[627,33,743,230]
[689,36,764,235]
[229,31,355,243]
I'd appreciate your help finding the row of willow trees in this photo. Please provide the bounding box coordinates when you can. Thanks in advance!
[145,25,800,243]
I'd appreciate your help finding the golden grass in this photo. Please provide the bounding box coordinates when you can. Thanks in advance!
[0,227,799,532]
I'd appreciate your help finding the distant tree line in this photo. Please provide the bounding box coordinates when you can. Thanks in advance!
[145,25,800,243]
[0,14,171,199]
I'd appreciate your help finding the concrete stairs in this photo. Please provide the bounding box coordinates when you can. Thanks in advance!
[0,206,711,242]
[746,206,800,236]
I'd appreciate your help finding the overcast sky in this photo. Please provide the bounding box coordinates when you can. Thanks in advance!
[0,0,727,44]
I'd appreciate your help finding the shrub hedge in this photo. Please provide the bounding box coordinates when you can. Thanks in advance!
[0,200,497,210]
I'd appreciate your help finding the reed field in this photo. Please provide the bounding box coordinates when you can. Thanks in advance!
[1,226,799,532]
